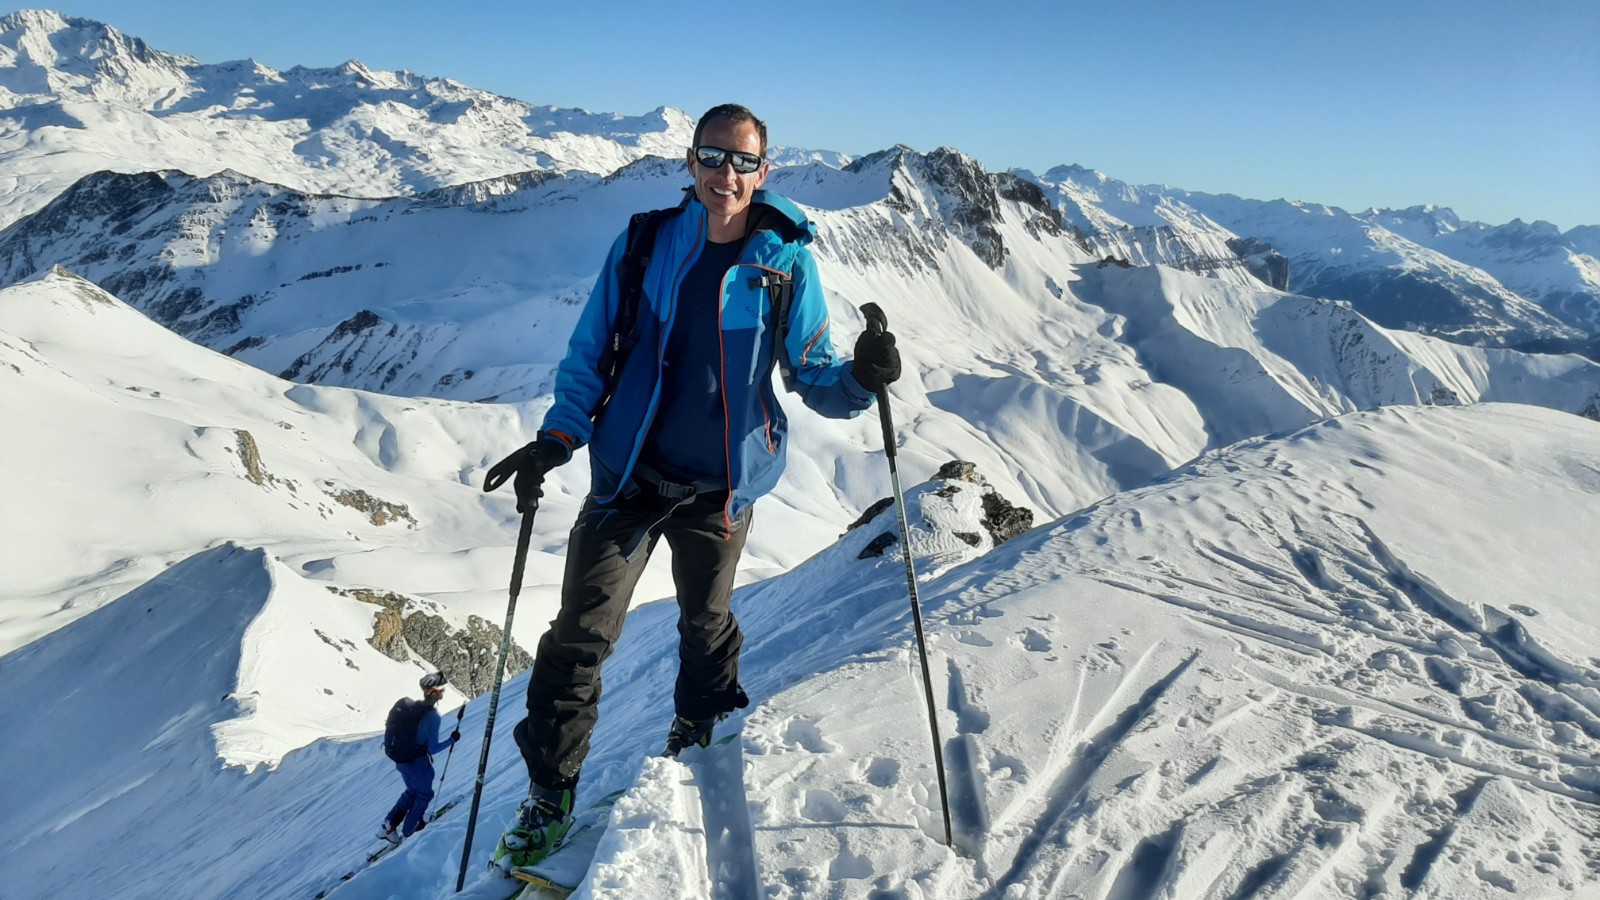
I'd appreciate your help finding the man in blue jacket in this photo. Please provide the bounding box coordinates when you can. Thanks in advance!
[379,672,460,847]
[487,104,901,869]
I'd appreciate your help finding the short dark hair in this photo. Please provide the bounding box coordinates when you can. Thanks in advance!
[693,103,767,157]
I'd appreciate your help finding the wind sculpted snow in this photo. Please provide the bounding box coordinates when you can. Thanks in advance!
[6,403,1599,898]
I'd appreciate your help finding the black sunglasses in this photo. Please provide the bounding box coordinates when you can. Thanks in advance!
[694,145,764,174]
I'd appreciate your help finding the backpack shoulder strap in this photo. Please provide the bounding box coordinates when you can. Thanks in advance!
[595,200,687,413]
[747,270,797,382]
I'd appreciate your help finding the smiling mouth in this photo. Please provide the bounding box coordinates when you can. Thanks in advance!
[710,188,735,197]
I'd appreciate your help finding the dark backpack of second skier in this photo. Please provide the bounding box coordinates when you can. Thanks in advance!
[383,697,431,763]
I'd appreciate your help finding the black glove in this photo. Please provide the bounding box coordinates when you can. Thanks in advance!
[851,327,901,394]
[485,434,571,513]
[450,730,461,743]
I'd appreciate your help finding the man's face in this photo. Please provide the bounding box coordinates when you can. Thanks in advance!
[688,117,769,223]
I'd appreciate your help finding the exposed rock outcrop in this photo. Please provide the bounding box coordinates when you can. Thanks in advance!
[333,587,533,695]
[1226,236,1291,290]
[935,460,1034,545]
[854,460,1034,559]
[234,430,268,486]
[1427,386,1463,407]
[324,484,414,527]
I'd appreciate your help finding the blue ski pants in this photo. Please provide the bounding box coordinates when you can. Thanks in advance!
[385,757,435,836]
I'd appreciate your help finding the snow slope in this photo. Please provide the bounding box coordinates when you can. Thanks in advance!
[554,402,1600,899]
[4,152,1599,535]
[5,403,1598,898]
[0,266,536,657]
[0,267,914,672]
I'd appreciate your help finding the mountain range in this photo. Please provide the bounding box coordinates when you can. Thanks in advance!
[3,8,1596,360]
[3,8,1600,899]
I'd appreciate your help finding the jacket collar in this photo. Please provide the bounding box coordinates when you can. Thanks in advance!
[683,189,814,246]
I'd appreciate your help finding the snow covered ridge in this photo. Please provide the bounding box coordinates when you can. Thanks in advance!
[2,159,1597,454]
[6,402,1599,897]
[0,9,702,227]
[1022,167,1600,352]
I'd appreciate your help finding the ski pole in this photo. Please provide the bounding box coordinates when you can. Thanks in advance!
[455,502,536,892]
[861,302,952,848]
[436,705,465,792]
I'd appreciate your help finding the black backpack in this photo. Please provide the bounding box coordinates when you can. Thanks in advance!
[594,197,798,415]
[383,697,431,763]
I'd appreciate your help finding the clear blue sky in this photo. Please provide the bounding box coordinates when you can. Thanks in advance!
[50,0,1600,228]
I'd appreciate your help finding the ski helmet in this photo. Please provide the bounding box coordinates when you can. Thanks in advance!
[420,672,447,692]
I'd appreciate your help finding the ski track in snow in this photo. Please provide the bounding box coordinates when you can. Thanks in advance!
[694,739,762,900]
[989,648,1199,896]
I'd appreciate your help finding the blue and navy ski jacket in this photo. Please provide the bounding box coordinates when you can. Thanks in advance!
[416,707,454,756]
[540,190,874,523]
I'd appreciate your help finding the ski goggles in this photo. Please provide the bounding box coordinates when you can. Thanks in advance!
[694,145,764,174]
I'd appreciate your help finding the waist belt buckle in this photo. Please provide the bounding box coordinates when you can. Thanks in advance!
[656,478,696,503]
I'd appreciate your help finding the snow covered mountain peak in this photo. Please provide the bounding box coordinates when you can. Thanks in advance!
[0,8,191,102]
[1369,203,1464,237]
[1040,162,1102,183]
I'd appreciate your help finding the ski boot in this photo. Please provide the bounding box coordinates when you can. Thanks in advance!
[376,815,403,848]
[662,713,725,758]
[492,783,575,872]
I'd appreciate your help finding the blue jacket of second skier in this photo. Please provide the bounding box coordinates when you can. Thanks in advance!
[417,707,454,756]
[540,190,874,523]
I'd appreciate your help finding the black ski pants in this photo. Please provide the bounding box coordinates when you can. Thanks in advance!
[513,484,751,791]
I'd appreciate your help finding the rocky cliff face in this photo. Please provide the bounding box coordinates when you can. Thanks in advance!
[844,146,1076,272]
[1226,236,1291,290]
[334,587,532,696]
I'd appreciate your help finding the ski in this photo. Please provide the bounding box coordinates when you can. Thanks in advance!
[507,871,578,898]
[313,796,465,898]
[428,796,463,823]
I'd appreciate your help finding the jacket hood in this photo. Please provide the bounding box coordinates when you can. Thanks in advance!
[747,190,814,245]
